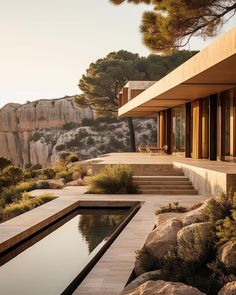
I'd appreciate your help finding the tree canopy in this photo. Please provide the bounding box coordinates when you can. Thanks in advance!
[76,49,197,113]
[0,157,12,173]
[109,0,236,52]
[76,49,197,151]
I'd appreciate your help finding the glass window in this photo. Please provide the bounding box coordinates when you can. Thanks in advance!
[171,105,186,152]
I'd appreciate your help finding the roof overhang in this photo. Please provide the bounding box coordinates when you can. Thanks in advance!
[118,26,236,117]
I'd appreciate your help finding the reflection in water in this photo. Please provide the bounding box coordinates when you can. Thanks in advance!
[78,214,125,253]
[0,208,130,295]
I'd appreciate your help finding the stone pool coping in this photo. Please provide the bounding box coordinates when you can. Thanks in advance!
[0,187,207,294]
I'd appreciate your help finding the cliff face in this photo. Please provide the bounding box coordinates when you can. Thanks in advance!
[0,97,94,167]
[0,96,156,168]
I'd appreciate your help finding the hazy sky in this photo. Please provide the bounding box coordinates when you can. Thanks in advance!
[0,0,236,108]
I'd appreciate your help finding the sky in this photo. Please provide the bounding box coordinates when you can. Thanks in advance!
[0,0,236,108]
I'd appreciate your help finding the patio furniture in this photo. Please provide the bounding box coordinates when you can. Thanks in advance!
[146,145,168,155]
[138,145,147,153]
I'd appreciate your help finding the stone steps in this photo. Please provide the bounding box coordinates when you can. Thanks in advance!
[139,189,198,195]
[133,175,198,195]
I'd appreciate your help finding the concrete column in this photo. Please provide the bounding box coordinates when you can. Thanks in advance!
[209,94,217,160]
[192,99,202,159]
[159,111,165,148]
[185,102,192,158]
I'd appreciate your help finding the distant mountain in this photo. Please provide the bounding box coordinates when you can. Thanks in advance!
[0,96,156,168]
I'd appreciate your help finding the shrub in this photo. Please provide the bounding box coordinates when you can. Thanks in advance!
[109,137,124,150]
[0,187,21,205]
[56,144,65,152]
[0,193,56,222]
[215,195,236,244]
[87,164,138,194]
[62,122,77,130]
[2,166,24,185]
[66,154,79,163]
[0,157,12,172]
[55,170,73,183]
[31,164,42,170]
[135,247,161,273]
[51,161,65,173]
[31,132,42,142]
[37,181,50,189]
[15,181,38,193]
[41,168,56,179]
[0,176,12,188]
[204,193,234,224]
[87,137,95,145]
[81,118,95,126]
[155,202,188,215]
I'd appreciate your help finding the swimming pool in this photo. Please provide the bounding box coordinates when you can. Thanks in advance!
[0,206,138,294]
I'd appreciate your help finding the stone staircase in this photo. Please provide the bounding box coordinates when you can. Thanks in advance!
[133,175,198,195]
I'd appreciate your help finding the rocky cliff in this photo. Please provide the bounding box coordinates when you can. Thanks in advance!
[0,96,156,167]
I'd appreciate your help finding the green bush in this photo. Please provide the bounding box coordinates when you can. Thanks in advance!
[37,181,50,189]
[0,187,21,205]
[87,137,95,145]
[66,154,79,163]
[0,157,12,172]
[56,144,65,152]
[41,168,56,179]
[15,181,38,193]
[215,195,236,244]
[31,132,42,142]
[62,122,77,130]
[135,247,161,273]
[2,166,24,185]
[31,164,42,170]
[87,164,138,194]
[155,202,188,215]
[55,170,73,183]
[0,193,56,222]
[81,118,95,126]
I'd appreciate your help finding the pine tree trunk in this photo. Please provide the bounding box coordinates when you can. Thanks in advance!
[127,117,136,152]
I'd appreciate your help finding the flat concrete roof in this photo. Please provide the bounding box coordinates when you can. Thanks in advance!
[119,26,236,117]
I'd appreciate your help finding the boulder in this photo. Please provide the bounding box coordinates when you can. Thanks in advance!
[145,218,183,259]
[66,180,79,186]
[177,222,213,262]
[38,179,64,189]
[72,171,82,180]
[120,280,206,295]
[155,213,184,227]
[181,203,208,226]
[218,281,236,295]
[86,168,92,176]
[124,270,161,292]
[134,251,148,277]
[218,241,236,269]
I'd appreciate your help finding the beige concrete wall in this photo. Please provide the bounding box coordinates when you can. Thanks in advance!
[174,162,227,197]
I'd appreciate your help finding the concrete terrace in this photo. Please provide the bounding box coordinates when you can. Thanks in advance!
[87,152,236,173]
[88,153,236,196]
[0,186,207,295]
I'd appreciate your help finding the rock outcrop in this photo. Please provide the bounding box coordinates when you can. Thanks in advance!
[218,281,236,295]
[218,241,236,269]
[120,280,206,295]
[145,218,183,259]
[0,96,156,167]
[177,222,214,262]
[0,96,93,167]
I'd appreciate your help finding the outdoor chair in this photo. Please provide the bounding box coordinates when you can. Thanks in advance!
[138,145,147,153]
[146,145,168,155]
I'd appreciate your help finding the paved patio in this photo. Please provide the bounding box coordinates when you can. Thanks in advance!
[86,152,236,174]
[0,186,207,295]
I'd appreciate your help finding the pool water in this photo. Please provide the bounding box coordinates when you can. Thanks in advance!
[0,208,130,295]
